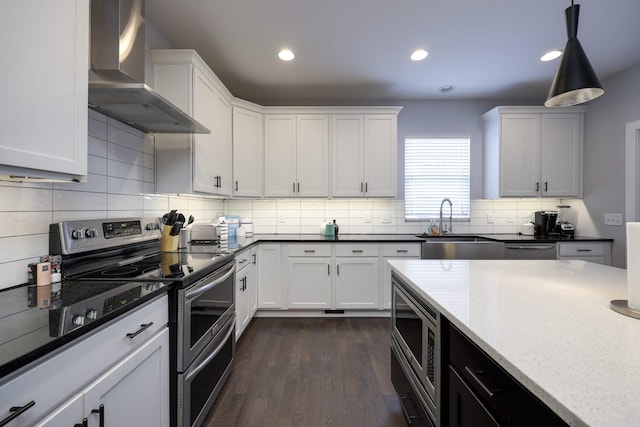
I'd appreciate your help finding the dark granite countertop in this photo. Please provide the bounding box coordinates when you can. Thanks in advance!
[0,280,169,381]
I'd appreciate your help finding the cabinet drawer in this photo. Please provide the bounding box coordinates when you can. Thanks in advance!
[288,244,331,257]
[0,295,168,426]
[448,323,566,426]
[335,244,379,257]
[382,243,421,257]
[235,249,251,269]
[557,242,605,257]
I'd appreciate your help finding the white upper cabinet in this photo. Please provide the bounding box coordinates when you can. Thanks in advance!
[232,106,264,197]
[332,113,398,197]
[151,50,233,196]
[0,0,88,182]
[264,114,329,197]
[482,106,585,198]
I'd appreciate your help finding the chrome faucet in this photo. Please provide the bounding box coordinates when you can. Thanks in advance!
[439,198,453,235]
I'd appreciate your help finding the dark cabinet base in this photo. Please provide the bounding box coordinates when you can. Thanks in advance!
[448,366,499,427]
[391,346,435,427]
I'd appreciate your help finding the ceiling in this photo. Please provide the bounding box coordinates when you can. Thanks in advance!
[146,0,640,106]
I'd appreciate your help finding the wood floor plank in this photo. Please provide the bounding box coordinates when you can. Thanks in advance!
[203,317,407,427]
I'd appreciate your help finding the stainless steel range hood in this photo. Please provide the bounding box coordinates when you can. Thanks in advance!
[88,0,209,134]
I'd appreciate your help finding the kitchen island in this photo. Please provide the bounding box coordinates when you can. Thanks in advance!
[388,259,640,427]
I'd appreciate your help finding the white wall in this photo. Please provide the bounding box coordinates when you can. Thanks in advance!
[582,63,640,267]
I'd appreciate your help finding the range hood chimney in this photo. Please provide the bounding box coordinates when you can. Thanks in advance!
[88,0,210,134]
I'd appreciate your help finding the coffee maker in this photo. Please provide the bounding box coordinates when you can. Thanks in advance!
[534,211,558,236]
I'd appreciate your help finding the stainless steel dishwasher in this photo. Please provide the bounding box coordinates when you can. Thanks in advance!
[504,242,556,259]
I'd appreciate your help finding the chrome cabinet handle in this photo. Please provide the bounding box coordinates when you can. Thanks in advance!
[506,245,554,250]
[304,250,315,253]
[464,366,501,398]
[252,253,257,264]
[577,249,593,252]
[352,249,363,253]
[365,182,368,192]
[327,264,330,275]
[544,181,548,192]
[360,182,363,193]
[396,249,408,253]
[535,181,540,192]
[337,264,340,275]
[74,418,88,427]
[297,182,300,193]
[126,322,153,339]
[91,404,104,427]
[1,401,35,426]
[235,180,238,191]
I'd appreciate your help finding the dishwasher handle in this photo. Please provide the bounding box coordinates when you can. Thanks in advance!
[505,245,555,250]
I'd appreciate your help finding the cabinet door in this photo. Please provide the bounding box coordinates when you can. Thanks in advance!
[82,328,170,427]
[363,115,397,197]
[211,90,233,196]
[33,393,83,427]
[192,67,218,193]
[448,367,500,427]
[332,115,364,197]
[296,115,329,197]
[288,258,332,308]
[233,107,264,197]
[236,266,250,340]
[264,115,297,197]
[258,244,284,309]
[0,0,88,180]
[248,247,259,316]
[335,258,380,309]
[540,114,582,197]
[500,114,540,197]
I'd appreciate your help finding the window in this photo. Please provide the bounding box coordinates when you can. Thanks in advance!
[404,137,470,220]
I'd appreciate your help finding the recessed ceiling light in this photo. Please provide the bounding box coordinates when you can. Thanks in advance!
[439,85,455,93]
[540,50,562,62]
[278,49,295,61]
[410,49,429,61]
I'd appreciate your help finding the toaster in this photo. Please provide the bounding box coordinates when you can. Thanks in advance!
[190,223,219,243]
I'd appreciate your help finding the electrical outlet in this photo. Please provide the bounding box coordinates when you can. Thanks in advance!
[364,215,372,224]
[604,213,623,226]
[382,213,392,224]
[507,213,515,223]
[487,213,494,224]
[278,215,286,224]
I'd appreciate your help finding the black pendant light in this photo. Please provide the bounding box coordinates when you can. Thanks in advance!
[545,1,604,107]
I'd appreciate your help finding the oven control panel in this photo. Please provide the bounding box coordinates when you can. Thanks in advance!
[50,217,163,255]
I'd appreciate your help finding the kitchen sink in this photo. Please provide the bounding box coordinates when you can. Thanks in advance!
[417,235,505,259]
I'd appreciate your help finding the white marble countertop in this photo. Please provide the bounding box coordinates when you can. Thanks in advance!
[387,259,640,427]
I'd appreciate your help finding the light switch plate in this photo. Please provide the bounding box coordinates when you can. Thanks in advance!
[604,213,623,226]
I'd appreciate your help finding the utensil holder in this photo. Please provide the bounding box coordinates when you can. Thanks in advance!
[161,225,179,251]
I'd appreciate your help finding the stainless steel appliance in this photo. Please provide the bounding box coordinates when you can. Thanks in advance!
[534,210,558,236]
[504,242,557,259]
[391,273,438,427]
[50,217,235,427]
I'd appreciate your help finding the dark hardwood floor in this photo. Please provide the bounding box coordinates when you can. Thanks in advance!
[203,317,407,427]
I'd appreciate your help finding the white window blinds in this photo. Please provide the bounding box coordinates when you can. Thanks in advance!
[404,137,470,220]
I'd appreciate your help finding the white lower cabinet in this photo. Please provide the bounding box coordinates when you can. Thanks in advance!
[557,241,612,265]
[0,296,169,427]
[288,256,333,309]
[334,244,380,309]
[235,246,258,340]
[257,244,285,309]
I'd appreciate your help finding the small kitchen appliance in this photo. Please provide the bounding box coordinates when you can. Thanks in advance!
[555,205,575,237]
[534,211,558,236]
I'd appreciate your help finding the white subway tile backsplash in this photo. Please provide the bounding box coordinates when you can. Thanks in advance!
[142,195,170,212]
[53,210,108,222]
[53,190,107,211]
[107,176,142,195]
[107,194,143,212]
[108,142,143,166]
[88,135,108,157]
[0,212,51,237]
[0,234,48,261]
[108,159,143,181]
[0,186,53,211]
[107,119,144,150]
[88,116,107,140]
[88,155,108,175]
[55,174,108,194]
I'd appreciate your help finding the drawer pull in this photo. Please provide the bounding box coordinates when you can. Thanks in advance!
[396,249,408,253]
[464,366,501,398]
[74,418,88,427]
[91,404,105,427]
[126,322,154,339]
[352,250,363,253]
[576,249,593,252]
[304,250,316,253]
[1,401,35,426]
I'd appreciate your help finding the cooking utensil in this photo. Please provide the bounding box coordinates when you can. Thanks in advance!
[177,213,185,224]
[170,221,184,236]
[186,215,194,227]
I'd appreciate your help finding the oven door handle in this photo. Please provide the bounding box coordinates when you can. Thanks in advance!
[185,264,235,301]
[184,322,234,382]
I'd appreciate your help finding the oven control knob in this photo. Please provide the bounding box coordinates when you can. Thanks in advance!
[85,309,98,320]
[71,229,85,239]
[85,228,98,238]
[72,314,85,326]
[146,222,160,230]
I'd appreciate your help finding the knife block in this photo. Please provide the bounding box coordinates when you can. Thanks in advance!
[161,225,179,251]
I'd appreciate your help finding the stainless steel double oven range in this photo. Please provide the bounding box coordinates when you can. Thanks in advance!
[50,217,235,427]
